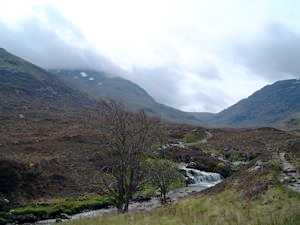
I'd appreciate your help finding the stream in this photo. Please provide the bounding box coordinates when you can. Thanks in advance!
[34,165,222,225]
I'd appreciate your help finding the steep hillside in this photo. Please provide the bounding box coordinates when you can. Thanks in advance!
[211,79,300,128]
[52,69,300,128]
[50,69,202,125]
[0,48,94,118]
[280,112,300,130]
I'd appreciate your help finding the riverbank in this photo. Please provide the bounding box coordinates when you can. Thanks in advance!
[0,195,113,225]
[0,167,223,225]
[61,187,300,225]
[59,154,300,225]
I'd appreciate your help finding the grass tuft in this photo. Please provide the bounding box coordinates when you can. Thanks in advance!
[61,187,300,225]
[10,195,112,220]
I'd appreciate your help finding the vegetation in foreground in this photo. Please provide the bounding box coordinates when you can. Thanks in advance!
[0,195,112,224]
[0,177,184,225]
[61,186,300,225]
[59,155,300,225]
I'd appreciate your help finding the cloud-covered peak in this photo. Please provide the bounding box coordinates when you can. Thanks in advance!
[0,1,299,112]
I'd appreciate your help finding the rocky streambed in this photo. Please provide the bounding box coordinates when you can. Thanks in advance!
[31,166,223,225]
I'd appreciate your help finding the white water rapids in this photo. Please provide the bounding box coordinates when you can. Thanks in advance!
[180,164,223,188]
[33,166,222,225]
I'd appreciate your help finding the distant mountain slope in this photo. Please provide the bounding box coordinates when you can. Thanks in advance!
[4,48,299,129]
[211,79,300,128]
[50,69,202,124]
[280,112,300,130]
[189,112,215,123]
[0,48,94,117]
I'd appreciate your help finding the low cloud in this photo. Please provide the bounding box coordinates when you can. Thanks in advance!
[1,3,298,113]
[128,66,227,112]
[234,23,300,80]
[0,6,121,74]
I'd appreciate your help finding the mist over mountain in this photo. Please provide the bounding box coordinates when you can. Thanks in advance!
[1,3,300,225]
[2,3,300,113]
[50,69,203,125]
[1,46,299,130]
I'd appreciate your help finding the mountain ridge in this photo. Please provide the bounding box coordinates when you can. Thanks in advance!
[209,79,300,129]
[1,47,299,129]
[0,48,95,118]
[50,69,203,125]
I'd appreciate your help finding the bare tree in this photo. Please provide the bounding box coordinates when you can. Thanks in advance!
[145,158,183,204]
[99,101,157,213]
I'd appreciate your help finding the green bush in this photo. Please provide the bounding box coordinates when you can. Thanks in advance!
[0,160,22,195]
[184,133,199,143]
[10,195,113,220]
[0,212,9,225]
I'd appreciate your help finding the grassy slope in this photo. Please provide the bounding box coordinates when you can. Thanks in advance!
[0,195,112,224]
[62,187,299,225]
[62,156,300,225]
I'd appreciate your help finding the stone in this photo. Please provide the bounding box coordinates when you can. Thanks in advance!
[284,167,296,173]
[56,218,63,223]
[280,176,293,184]
[59,213,71,220]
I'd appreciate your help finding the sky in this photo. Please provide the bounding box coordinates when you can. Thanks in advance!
[0,0,300,112]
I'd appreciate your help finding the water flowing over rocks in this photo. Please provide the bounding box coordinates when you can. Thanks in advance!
[179,164,222,187]
[32,166,223,225]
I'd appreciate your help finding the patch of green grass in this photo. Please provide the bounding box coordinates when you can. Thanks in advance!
[183,133,201,144]
[61,187,300,225]
[227,151,246,162]
[10,195,113,219]
[134,184,156,200]
[135,179,185,200]
[0,212,9,225]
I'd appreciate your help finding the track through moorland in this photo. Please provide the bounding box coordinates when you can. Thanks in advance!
[279,152,300,192]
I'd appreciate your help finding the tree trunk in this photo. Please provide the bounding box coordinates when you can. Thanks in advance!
[123,201,129,213]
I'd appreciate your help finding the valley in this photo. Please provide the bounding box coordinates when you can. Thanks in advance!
[0,49,299,225]
[1,115,299,224]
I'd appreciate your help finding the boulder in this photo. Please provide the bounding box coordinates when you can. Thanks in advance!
[59,213,71,220]
[56,218,63,223]
[13,214,37,223]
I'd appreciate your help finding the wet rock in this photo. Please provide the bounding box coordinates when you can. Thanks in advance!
[186,159,232,178]
[280,176,293,183]
[251,166,262,171]
[55,218,63,223]
[13,214,37,223]
[288,177,297,183]
[249,160,266,172]
[187,162,197,168]
[186,177,194,185]
[283,167,296,173]
[133,195,152,202]
[59,213,71,220]
[179,169,195,184]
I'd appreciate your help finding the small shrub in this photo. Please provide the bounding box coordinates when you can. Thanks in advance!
[0,160,22,195]
[10,195,113,221]
[184,133,199,143]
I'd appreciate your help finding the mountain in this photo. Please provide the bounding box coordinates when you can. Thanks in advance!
[3,47,299,129]
[210,79,300,128]
[0,48,94,118]
[50,69,202,124]
[189,112,215,123]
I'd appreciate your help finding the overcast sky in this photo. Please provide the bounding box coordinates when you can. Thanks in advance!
[1,0,300,112]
